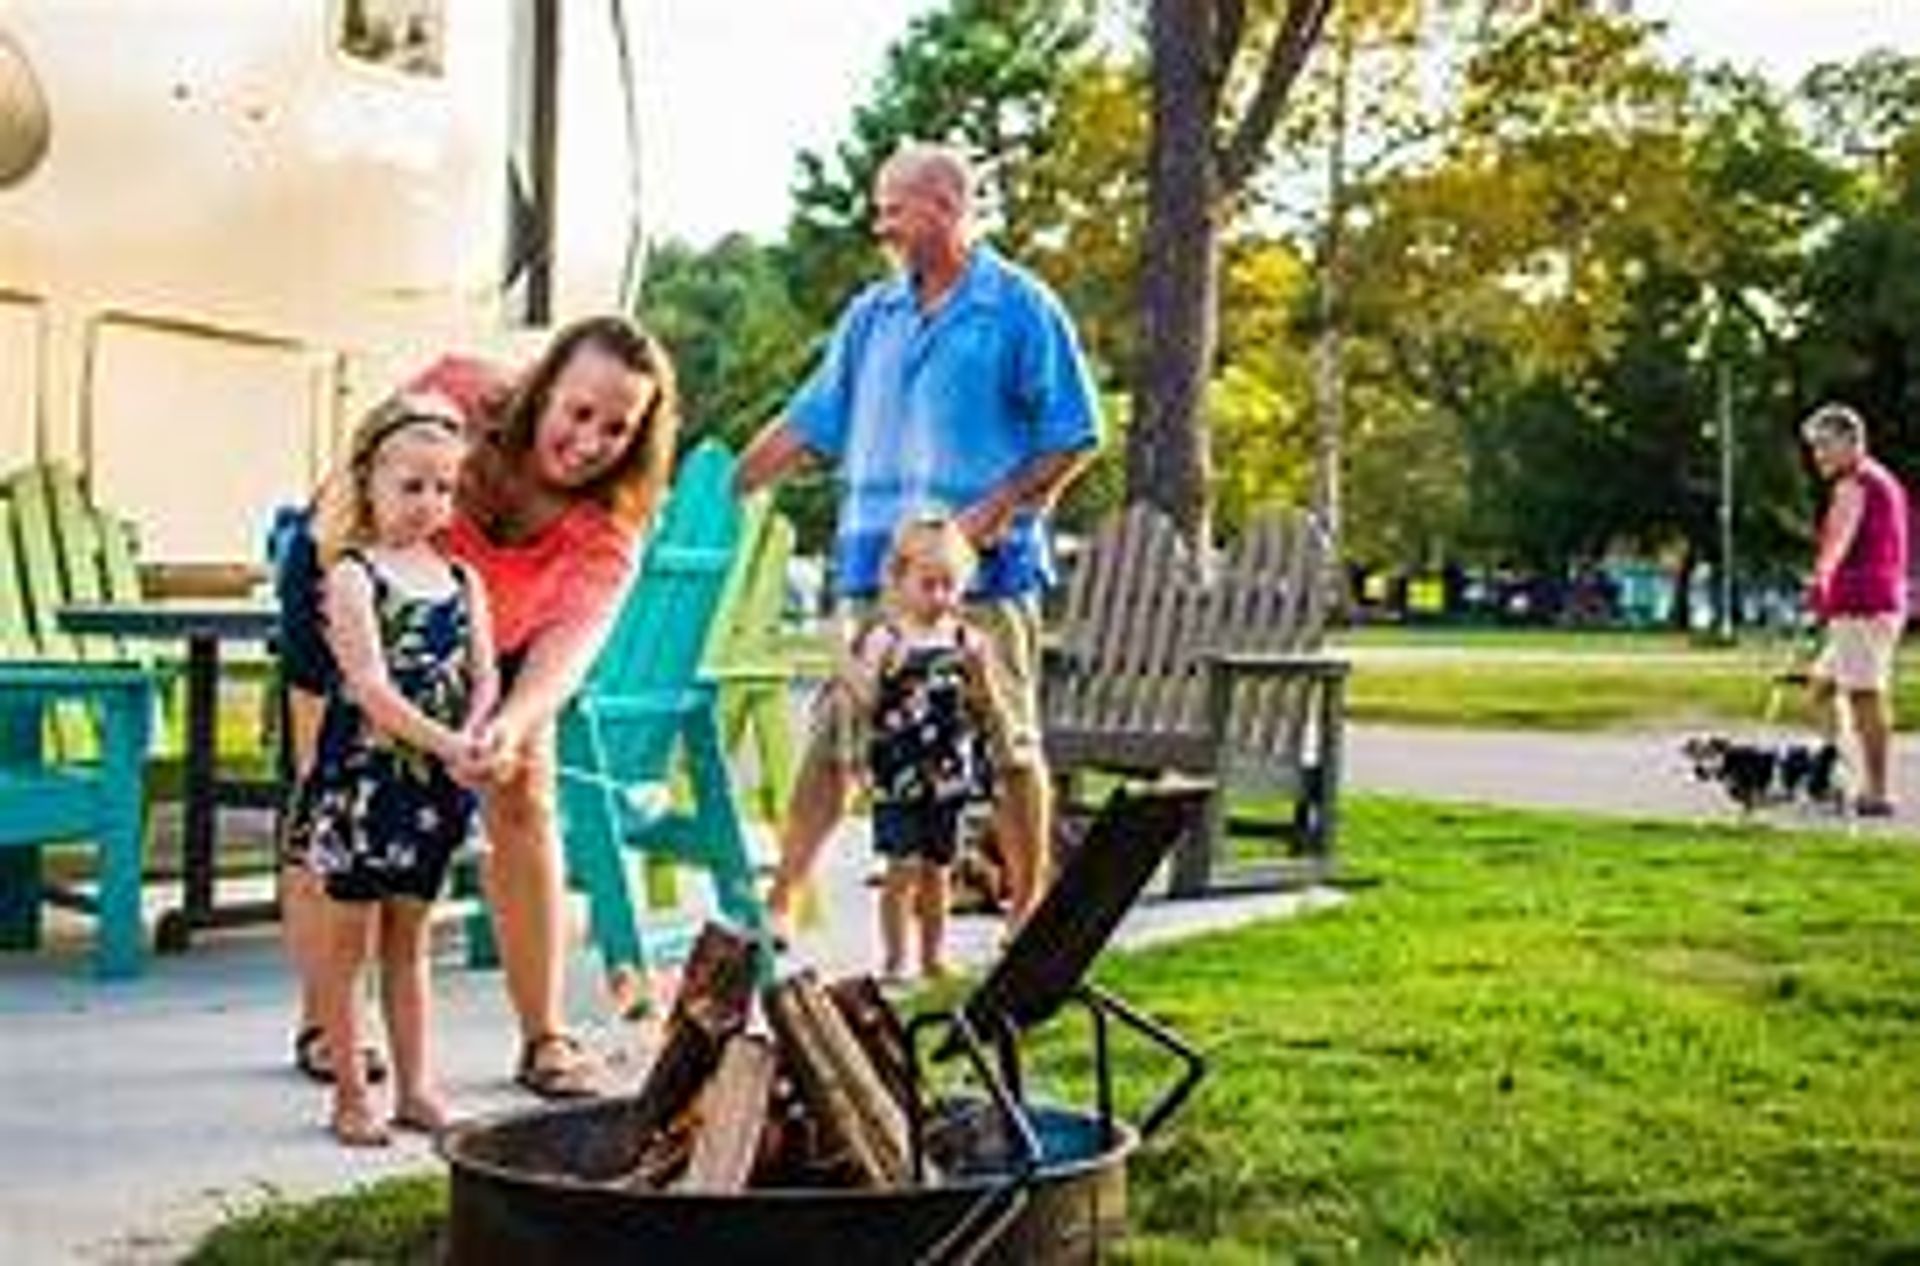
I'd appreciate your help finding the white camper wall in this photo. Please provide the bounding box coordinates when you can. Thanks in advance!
[0,0,518,561]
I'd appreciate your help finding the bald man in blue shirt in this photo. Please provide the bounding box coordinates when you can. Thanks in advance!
[739,140,1102,939]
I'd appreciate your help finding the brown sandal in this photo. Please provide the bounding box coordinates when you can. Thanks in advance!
[514,1033,604,1100]
[294,1026,389,1086]
[391,1096,454,1135]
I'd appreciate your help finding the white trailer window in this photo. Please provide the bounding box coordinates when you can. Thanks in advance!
[334,0,445,78]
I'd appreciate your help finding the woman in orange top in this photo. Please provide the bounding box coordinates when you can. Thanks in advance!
[279,315,678,1100]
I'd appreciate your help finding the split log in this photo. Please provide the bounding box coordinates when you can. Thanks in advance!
[676,1034,778,1193]
[764,970,916,1188]
[826,974,917,1121]
[616,921,760,1188]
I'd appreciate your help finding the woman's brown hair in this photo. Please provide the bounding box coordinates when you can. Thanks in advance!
[493,314,680,532]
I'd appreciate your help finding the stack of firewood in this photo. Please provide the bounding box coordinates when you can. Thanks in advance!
[611,922,932,1193]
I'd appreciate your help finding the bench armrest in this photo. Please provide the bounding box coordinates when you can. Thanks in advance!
[1198,651,1350,680]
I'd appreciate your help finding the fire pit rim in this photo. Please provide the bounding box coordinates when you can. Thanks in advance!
[436,1096,1139,1201]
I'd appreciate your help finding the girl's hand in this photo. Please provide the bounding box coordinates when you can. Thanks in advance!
[472,715,530,783]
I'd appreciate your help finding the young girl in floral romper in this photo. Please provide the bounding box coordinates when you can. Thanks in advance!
[287,395,498,1146]
[847,512,1007,982]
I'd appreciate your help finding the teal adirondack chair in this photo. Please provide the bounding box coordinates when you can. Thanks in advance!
[465,441,769,983]
[0,663,156,978]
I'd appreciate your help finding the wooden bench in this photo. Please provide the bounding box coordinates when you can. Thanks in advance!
[1042,503,1349,896]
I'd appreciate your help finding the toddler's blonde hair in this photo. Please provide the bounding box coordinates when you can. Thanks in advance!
[312,393,465,564]
[882,510,978,607]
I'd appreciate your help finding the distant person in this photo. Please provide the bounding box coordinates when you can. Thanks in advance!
[737,140,1101,937]
[284,395,497,1146]
[841,513,1007,982]
[1802,402,1909,816]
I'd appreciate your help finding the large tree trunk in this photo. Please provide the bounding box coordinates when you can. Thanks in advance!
[1131,0,1222,549]
[1131,0,1334,552]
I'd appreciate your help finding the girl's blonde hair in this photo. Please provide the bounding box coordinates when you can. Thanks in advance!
[883,510,978,604]
[312,393,465,564]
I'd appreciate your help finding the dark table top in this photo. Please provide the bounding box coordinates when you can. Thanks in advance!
[57,598,278,642]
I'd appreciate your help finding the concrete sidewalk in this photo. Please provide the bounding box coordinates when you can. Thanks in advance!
[0,814,1335,1264]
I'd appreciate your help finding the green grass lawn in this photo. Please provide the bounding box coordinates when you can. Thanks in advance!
[189,796,1920,1263]
[1336,630,1920,731]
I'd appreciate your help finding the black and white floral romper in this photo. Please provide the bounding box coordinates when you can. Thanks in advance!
[286,550,478,903]
[867,624,991,865]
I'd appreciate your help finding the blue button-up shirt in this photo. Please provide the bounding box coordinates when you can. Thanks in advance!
[785,244,1101,600]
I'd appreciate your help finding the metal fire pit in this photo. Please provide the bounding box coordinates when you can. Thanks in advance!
[440,783,1210,1266]
[441,1096,1134,1265]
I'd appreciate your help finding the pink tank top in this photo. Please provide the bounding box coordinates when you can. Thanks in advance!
[1828,456,1909,617]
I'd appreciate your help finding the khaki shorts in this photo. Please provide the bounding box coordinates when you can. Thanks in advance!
[805,595,1045,774]
[1812,614,1904,693]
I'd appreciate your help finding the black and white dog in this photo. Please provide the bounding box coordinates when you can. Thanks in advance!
[1682,736,1844,813]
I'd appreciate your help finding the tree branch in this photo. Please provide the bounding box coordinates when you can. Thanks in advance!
[1218,0,1337,195]
[1213,0,1246,97]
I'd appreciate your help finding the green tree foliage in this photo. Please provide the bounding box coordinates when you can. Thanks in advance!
[640,234,811,448]
[638,234,841,546]
[1797,58,1920,483]
[783,0,1101,330]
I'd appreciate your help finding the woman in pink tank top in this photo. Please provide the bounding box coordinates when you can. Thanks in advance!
[1804,403,1909,816]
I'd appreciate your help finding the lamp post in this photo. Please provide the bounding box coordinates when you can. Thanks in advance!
[1715,352,1735,643]
[1696,285,1800,644]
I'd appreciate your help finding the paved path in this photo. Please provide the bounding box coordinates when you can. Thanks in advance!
[1349,723,1920,834]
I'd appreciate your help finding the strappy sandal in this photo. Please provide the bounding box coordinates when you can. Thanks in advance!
[391,1096,454,1135]
[293,1025,389,1086]
[514,1033,604,1100]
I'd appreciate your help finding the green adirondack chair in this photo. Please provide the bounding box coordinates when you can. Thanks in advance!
[0,662,156,978]
[465,441,769,984]
[0,463,152,755]
[704,490,798,826]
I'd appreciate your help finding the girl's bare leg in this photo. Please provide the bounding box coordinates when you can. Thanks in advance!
[379,899,448,1130]
[318,901,387,1146]
[879,862,914,980]
[915,860,952,979]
